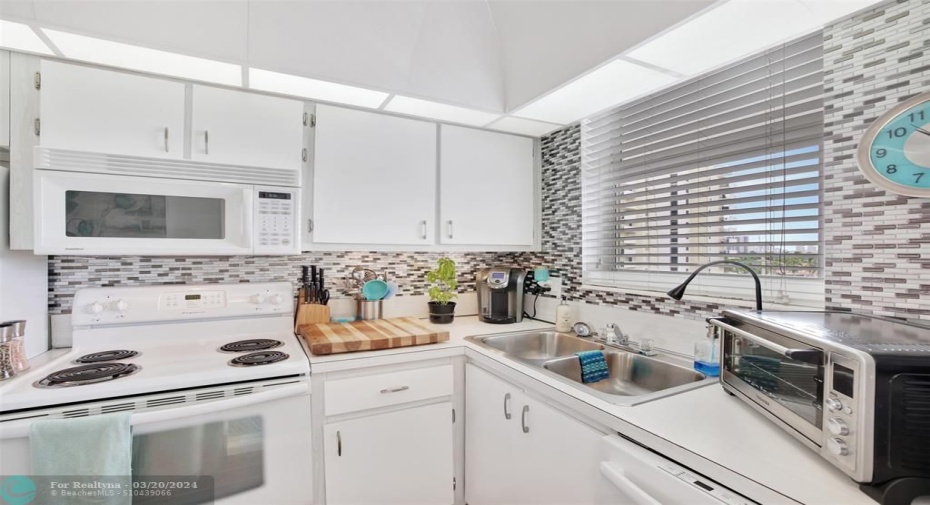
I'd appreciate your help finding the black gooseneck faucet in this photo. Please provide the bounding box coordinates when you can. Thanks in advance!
[666,260,763,311]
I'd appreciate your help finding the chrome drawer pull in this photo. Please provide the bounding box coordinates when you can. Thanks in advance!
[380,386,409,394]
[503,392,512,420]
[163,127,169,152]
[521,405,530,433]
[337,430,342,456]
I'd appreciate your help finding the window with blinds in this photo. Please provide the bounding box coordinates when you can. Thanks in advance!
[581,32,824,307]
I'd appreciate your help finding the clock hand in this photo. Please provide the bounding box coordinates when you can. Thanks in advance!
[912,124,930,137]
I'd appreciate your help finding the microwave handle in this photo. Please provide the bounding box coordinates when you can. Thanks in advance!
[0,382,308,440]
[708,319,824,365]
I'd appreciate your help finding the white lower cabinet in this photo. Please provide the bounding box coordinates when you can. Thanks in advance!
[465,364,604,505]
[324,402,454,505]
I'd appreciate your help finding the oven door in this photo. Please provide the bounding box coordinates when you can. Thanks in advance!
[0,381,312,505]
[34,170,253,255]
[712,319,825,446]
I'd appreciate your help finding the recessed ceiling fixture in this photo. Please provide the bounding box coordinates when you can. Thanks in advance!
[628,0,882,76]
[42,29,242,86]
[512,59,678,125]
[484,116,562,137]
[0,20,52,55]
[384,96,500,127]
[248,68,388,109]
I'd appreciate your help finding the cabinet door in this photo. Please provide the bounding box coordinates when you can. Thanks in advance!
[464,364,522,505]
[40,60,185,158]
[190,85,304,170]
[440,126,535,246]
[515,393,605,505]
[324,402,454,505]
[312,104,437,245]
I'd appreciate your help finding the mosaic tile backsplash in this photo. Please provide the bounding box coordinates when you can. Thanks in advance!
[47,0,929,322]
[48,252,518,315]
[822,0,930,320]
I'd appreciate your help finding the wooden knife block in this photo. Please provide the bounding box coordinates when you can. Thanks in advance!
[295,303,331,331]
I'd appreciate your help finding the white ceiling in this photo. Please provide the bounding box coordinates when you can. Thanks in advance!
[0,0,713,113]
[0,0,882,136]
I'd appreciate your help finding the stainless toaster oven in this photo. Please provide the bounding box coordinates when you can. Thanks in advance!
[710,310,930,504]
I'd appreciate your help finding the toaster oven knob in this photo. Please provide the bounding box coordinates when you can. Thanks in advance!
[826,397,843,412]
[827,437,849,456]
[827,417,850,436]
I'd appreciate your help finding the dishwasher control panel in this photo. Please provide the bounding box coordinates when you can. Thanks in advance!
[659,462,753,505]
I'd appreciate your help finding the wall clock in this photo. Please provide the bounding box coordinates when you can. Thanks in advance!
[856,91,930,197]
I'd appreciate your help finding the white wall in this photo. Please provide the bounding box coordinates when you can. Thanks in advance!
[0,165,49,357]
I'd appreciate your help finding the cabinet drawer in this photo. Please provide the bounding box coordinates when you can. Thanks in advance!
[325,364,453,416]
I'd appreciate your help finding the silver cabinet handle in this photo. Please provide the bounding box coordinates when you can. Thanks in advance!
[420,220,427,240]
[164,127,169,152]
[521,405,529,433]
[337,430,342,456]
[503,392,511,420]
[380,386,409,394]
[204,130,209,154]
[447,220,454,239]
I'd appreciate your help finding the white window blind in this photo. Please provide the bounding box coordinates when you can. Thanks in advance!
[581,32,824,307]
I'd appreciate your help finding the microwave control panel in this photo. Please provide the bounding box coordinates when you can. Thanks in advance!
[824,352,860,475]
[254,188,299,254]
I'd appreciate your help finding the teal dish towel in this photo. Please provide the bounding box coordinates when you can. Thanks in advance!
[576,350,609,384]
[30,412,132,505]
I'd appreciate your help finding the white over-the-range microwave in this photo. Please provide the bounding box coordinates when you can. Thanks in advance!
[31,147,301,256]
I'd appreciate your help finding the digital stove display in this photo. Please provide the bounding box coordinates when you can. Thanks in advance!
[185,294,201,300]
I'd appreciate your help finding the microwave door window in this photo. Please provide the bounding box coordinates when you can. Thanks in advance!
[728,337,824,429]
[65,191,225,239]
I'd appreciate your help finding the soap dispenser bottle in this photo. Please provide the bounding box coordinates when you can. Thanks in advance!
[693,325,721,376]
[555,298,573,333]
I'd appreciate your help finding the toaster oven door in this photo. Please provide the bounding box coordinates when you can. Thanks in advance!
[714,320,825,445]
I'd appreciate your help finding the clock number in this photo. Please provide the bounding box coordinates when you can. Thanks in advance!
[916,173,925,183]
[887,127,908,138]
[886,164,898,174]
[875,148,887,158]
[910,110,926,123]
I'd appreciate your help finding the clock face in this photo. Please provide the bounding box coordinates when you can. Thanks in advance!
[858,93,930,196]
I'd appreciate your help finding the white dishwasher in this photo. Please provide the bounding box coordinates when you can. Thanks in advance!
[598,434,755,505]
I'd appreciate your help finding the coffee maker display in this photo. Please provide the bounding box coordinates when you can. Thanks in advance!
[476,267,527,324]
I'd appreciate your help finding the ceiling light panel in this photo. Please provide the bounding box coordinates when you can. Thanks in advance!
[485,116,562,137]
[42,29,241,86]
[248,68,388,109]
[512,59,678,124]
[0,20,52,55]
[627,0,880,76]
[384,96,500,126]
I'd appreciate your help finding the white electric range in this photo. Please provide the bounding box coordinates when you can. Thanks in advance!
[0,282,312,505]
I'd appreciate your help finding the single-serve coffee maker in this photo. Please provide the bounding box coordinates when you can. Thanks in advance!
[476,267,527,324]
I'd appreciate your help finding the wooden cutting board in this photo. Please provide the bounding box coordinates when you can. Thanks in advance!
[299,317,450,356]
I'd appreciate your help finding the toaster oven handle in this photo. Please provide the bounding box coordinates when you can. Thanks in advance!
[708,319,824,365]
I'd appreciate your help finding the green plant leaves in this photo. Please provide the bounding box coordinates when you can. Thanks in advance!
[426,257,457,305]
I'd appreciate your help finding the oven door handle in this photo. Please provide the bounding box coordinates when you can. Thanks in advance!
[709,319,824,365]
[0,382,308,440]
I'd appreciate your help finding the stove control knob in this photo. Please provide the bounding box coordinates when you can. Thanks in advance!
[115,299,129,312]
[89,302,105,314]
[827,437,849,456]
[251,294,266,304]
[828,417,849,436]
[826,397,843,412]
[269,294,284,305]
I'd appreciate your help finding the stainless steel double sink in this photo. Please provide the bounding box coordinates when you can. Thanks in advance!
[466,330,714,406]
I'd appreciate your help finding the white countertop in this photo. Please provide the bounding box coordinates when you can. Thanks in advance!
[303,316,871,505]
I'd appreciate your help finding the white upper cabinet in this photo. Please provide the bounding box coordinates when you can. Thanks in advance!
[39,60,186,159]
[190,85,304,170]
[440,125,535,246]
[312,104,437,245]
[1,51,9,149]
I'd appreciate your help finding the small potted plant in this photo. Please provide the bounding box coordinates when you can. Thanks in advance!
[426,257,457,324]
